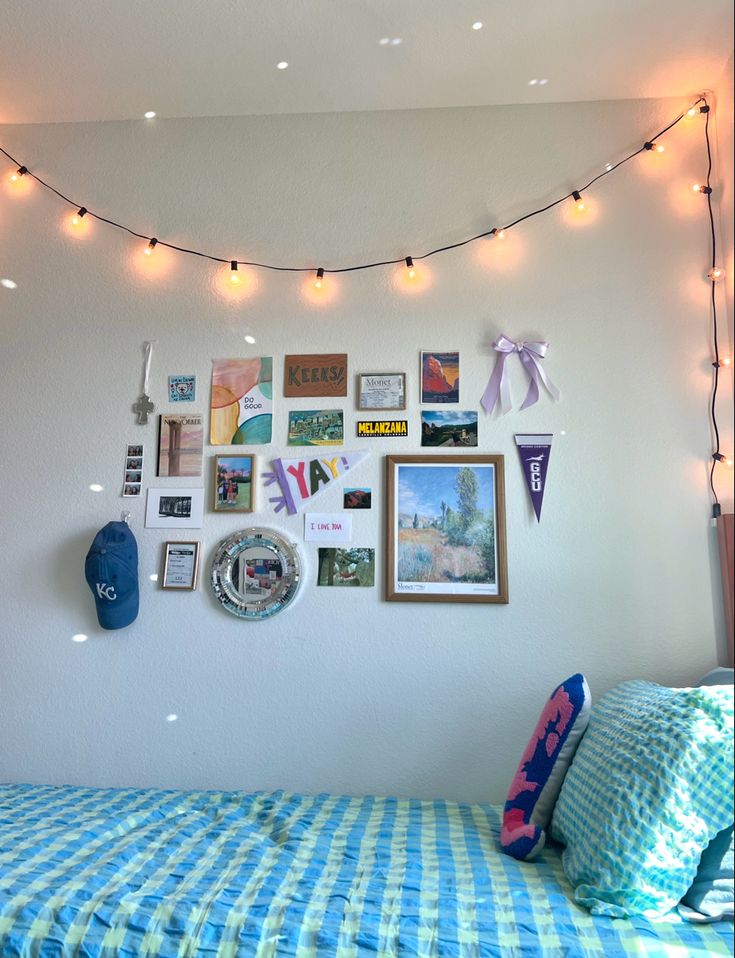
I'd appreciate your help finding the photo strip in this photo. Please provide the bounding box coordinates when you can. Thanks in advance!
[122,443,144,497]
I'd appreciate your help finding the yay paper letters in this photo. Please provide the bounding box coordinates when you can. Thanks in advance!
[263,451,368,515]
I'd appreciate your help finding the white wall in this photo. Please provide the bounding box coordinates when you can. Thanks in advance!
[0,97,732,803]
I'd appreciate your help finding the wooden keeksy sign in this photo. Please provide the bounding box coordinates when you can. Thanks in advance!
[284,354,348,397]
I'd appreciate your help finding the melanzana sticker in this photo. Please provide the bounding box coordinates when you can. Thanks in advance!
[356,420,408,438]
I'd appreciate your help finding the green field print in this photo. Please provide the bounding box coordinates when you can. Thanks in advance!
[397,464,496,585]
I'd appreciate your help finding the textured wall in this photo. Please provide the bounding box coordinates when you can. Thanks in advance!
[0,97,731,802]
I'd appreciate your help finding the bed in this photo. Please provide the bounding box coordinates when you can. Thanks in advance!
[0,783,732,957]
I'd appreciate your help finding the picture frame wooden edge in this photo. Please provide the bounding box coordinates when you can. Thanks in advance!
[161,540,201,591]
[357,372,407,411]
[212,454,256,513]
[384,453,509,604]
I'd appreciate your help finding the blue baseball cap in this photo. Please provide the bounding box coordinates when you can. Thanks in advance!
[85,521,139,630]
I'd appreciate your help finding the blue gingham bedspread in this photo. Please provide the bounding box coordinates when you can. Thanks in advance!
[0,784,732,957]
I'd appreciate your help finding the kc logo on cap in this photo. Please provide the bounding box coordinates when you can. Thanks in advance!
[85,521,139,630]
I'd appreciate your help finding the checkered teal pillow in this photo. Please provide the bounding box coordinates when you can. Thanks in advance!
[550,680,734,918]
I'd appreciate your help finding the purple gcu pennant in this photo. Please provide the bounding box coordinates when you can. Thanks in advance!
[515,434,552,522]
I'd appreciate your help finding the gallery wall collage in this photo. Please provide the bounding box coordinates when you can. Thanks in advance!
[113,343,556,622]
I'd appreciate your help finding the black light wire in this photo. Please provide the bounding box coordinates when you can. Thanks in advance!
[0,97,705,273]
[702,103,724,515]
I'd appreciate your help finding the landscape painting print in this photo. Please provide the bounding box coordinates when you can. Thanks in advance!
[421,410,478,447]
[421,351,459,404]
[210,358,273,445]
[386,454,507,603]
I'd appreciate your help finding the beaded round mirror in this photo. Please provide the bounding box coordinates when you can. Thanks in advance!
[210,528,301,619]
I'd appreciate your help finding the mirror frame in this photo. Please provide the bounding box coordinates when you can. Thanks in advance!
[210,527,301,619]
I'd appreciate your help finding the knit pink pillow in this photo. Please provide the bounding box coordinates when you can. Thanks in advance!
[501,673,591,861]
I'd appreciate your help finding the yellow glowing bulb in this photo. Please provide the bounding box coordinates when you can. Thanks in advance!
[726,457,734,468]
[496,229,505,240]
[145,238,158,256]
[723,357,731,367]
[577,201,585,211]
[656,144,665,153]
[229,261,241,284]
[9,172,18,183]
[692,183,702,192]
[687,107,698,117]
[405,257,416,279]
[314,268,325,289]
[408,267,416,279]
[708,267,724,281]
[71,215,79,226]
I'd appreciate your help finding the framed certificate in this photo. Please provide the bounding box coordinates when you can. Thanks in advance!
[161,541,200,590]
[357,373,406,411]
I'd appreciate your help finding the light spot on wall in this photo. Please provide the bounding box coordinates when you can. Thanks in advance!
[88,483,104,492]
[72,633,88,643]
[166,713,178,722]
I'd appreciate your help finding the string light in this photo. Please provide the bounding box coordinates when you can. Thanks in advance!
[314,267,325,289]
[708,267,724,281]
[571,190,585,212]
[230,260,241,284]
[0,99,706,286]
[9,165,27,183]
[692,183,712,194]
[405,256,416,279]
[70,207,88,227]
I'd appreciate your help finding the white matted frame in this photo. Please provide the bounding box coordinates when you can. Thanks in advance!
[145,487,204,529]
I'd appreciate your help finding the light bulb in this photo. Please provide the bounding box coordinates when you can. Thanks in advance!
[687,107,698,117]
[496,228,506,240]
[9,165,27,183]
[708,267,724,281]
[723,357,731,367]
[314,267,325,289]
[405,256,416,279]
[572,190,585,212]
[692,183,712,194]
[727,458,734,468]
[656,144,665,153]
[645,141,665,154]
[70,206,88,227]
[144,238,158,256]
[230,260,240,285]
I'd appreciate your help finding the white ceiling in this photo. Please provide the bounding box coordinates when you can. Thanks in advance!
[0,0,732,125]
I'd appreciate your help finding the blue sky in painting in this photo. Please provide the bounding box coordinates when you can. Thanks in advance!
[397,464,494,518]
[421,410,478,426]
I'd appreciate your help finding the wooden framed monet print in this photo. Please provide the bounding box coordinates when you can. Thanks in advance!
[357,372,406,411]
[385,454,508,603]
